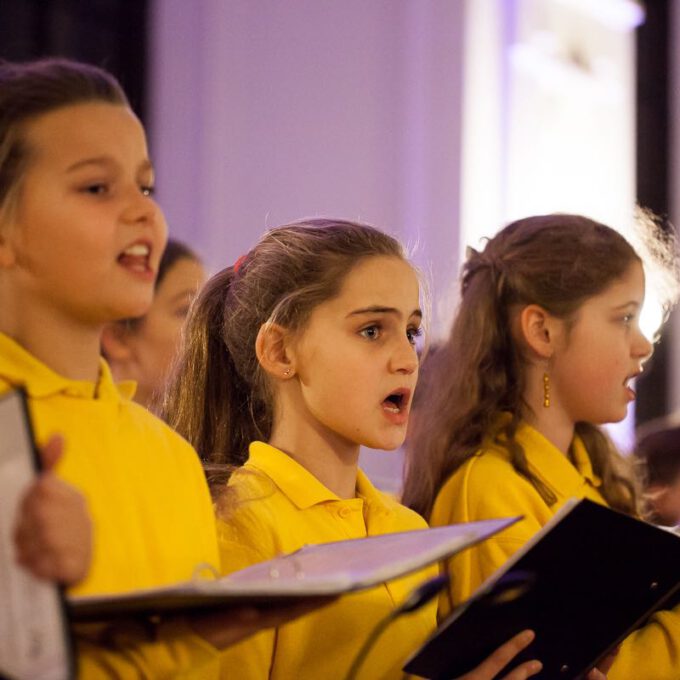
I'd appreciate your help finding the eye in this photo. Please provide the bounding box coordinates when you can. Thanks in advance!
[622,313,635,326]
[406,326,423,346]
[141,185,155,197]
[82,183,109,196]
[360,324,381,341]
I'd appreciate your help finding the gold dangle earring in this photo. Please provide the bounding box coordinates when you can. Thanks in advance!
[543,372,550,408]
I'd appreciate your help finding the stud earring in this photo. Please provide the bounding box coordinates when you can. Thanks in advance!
[543,372,550,408]
[283,368,291,377]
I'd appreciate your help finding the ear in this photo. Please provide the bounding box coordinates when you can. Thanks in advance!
[255,322,295,380]
[101,323,135,364]
[517,304,561,360]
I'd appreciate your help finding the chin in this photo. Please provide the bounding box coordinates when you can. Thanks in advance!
[364,436,406,452]
[114,298,153,320]
[594,409,628,425]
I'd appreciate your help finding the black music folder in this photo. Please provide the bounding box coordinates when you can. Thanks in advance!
[404,498,680,680]
[0,389,75,680]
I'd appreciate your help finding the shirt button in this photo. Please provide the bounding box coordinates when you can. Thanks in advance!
[338,507,352,518]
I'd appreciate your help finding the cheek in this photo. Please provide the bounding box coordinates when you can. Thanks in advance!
[299,349,360,411]
[152,315,185,359]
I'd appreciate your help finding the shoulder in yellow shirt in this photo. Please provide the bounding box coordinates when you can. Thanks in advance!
[216,441,437,680]
[0,332,222,678]
[431,418,680,680]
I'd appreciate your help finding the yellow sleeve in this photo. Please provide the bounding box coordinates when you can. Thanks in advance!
[609,607,680,680]
[75,619,221,679]
[432,455,547,617]
[215,516,277,680]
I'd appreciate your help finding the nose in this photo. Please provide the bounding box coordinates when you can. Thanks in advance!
[389,336,418,375]
[633,328,654,363]
[121,187,167,252]
[122,186,161,227]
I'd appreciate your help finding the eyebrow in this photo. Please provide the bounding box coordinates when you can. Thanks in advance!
[612,301,641,310]
[66,156,154,174]
[347,306,422,320]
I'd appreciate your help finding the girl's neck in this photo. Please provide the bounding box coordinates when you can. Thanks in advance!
[269,409,360,500]
[0,292,103,382]
[523,406,575,456]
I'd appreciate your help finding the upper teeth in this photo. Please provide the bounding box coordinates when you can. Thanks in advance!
[124,244,150,256]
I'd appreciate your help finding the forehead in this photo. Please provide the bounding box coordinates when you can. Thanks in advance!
[157,258,206,297]
[21,102,148,167]
[334,255,419,308]
[584,260,645,308]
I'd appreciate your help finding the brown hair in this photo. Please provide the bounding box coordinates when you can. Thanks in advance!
[161,218,406,466]
[402,214,642,519]
[0,58,128,214]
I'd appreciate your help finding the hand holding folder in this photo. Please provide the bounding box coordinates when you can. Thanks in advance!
[404,498,680,680]
[0,391,75,680]
[13,434,92,586]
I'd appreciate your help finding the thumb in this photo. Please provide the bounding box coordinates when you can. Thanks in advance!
[39,434,65,472]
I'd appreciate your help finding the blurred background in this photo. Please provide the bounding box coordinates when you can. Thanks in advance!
[1,0,674,490]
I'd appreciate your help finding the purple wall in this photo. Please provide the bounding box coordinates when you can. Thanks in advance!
[150,0,463,299]
[149,0,465,491]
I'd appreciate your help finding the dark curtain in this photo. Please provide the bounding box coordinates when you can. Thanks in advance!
[636,0,670,426]
[0,0,149,123]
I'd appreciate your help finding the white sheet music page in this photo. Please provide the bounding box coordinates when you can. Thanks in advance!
[0,390,72,680]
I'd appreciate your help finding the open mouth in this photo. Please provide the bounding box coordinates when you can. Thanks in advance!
[118,241,152,272]
[623,371,642,398]
[624,370,642,388]
[382,389,410,414]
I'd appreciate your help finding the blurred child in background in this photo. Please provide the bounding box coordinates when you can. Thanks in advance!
[635,417,680,528]
[102,237,206,409]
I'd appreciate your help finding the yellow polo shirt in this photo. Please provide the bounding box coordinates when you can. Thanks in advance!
[0,332,222,678]
[217,442,437,680]
[431,418,680,680]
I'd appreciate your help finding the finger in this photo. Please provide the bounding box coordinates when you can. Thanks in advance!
[586,670,605,680]
[468,629,536,678]
[596,646,620,675]
[38,434,64,472]
[500,660,543,680]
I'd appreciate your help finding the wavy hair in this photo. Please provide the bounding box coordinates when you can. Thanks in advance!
[402,214,645,519]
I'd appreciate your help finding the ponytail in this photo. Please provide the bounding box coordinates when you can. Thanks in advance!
[161,267,270,465]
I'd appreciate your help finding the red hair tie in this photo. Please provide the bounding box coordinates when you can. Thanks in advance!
[233,254,247,273]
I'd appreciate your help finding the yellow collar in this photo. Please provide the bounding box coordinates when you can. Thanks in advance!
[491,417,602,493]
[0,332,135,401]
[245,441,390,512]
